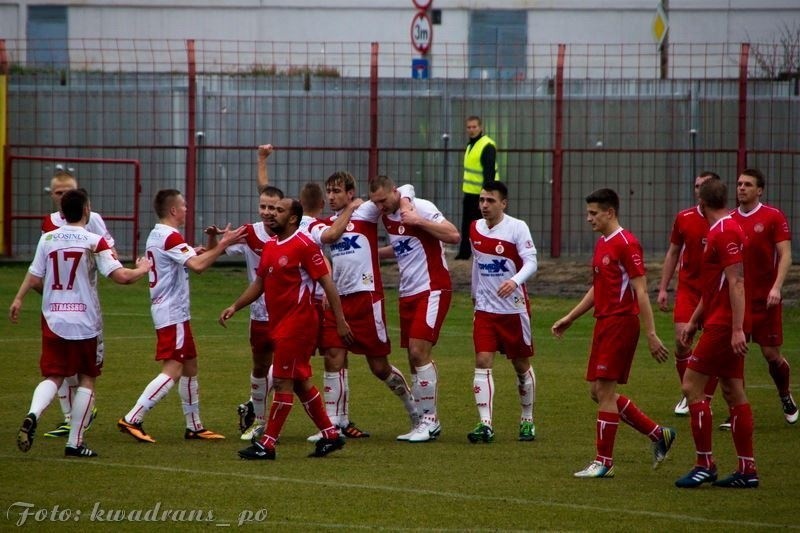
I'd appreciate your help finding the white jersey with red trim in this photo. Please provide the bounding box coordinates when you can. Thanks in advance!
[308,201,384,296]
[43,211,116,248]
[29,225,123,339]
[382,198,452,297]
[470,214,538,315]
[146,223,196,329]
[226,222,273,321]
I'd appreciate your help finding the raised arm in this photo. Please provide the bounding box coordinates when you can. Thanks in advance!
[319,199,364,245]
[257,144,274,189]
[185,224,246,274]
[400,209,460,244]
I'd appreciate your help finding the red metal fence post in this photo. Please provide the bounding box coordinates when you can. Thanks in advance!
[550,44,566,258]
[185,39,198,244]
[368,42,379,181]
[0,38,8,257]
[737,42,750,175]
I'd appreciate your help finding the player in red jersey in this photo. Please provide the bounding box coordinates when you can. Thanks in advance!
[222,198,353,460]
[552,188,673,478]
[731,168,796,424]
[657,172,721,416]
[117,190,245,444]
[370,175,461,443]
[11,189,151,457]
[675,178,759,488]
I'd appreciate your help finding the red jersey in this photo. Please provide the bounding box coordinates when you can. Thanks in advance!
[731,203,791,303]
[669,205,708,295]
[255,229,329,339]
[592,228,646,318]
[699,216,747,328]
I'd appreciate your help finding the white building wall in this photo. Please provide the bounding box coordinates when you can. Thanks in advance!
[1,0,798,77]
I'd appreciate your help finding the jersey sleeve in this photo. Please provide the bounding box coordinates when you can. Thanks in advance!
[163,232,196,265]
[511,221,538,286]
[301,241,330,281]
[620,237,647,278]
[95,238,125,277]
[28,235,49,278]
[90,213,115,248]
[669,214,683,246]
[716,227,744,269]
[773,210,791,243]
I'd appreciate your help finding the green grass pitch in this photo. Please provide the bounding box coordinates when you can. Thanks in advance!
[1,263,797,531]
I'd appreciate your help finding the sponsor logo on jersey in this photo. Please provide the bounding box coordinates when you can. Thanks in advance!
[49,302,88,312]
[312,253,325,266]
[478,259,510,274]
[725,241,741,255]
[754,222,765,233]
[525,240,534,248]
[180,246,191,253]
[631,253,642,266]
[46,232,89,242]
[393,239,413,255]
[361,273,374,285]
[330,235,361,252]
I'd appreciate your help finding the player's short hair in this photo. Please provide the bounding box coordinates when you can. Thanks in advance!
[466,115,482,126]
[61,189,88,223]
[288,198,303,224]
[585,188,619,214]
[368,175,395,194]
[153,189,182,218]
[741,168,765,188]
[697,170,720,181]
[698,178,727,209]
[325,171,356,192]
[300,182,325,212]
[482,180,507,200]
[259,185,284,198]
[50,170,77,190]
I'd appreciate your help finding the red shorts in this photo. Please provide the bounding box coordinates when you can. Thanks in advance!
[321,292,391,357]
[473,310,533,359]
[748,300,783,347]
[673,286,701,324]
[271,335,316,380]
[689,324,745,379]
[155,321,198,362]
[40,317,103,378]
[249,319,275,356]
[587,315,640,384]
[398,290,452,348]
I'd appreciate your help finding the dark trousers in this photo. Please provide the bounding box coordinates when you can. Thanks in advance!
[457,192,481,259]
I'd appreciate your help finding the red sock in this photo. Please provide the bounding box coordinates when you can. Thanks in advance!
[617,395,660,441]
[768,358,791,397]
[675,352,690,382]
[689,400,714,469]
[258,391,293,448]
[730,403,757,474]
[298,386,337,440]
[704,376,719,402]
[595,411,619,467]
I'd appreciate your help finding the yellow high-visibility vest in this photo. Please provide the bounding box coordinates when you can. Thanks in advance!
[462,135,499,194]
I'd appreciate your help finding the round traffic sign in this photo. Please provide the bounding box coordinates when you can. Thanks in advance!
[410,11,433,54]
[412,0,433,9]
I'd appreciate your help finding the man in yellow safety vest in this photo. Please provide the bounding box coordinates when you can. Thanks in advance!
[456,115,499,260]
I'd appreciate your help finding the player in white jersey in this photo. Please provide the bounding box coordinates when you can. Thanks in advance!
[10,189,151,457]
[466,181,539,444]
[117,189,245,443]
[369,175,461,443]
[304,172,419,441]
[41,170,114,438]
[207,184,284,441]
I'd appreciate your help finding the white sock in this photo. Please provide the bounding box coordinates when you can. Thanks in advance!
[29,379,59,418]
[67,387,94,448]
[415,362,438,421]
[250,374,268,423]
[341,368,350,427]
[517,367,536,422]
[384,366,418,419]
[473,368,494,427]
[58,374,79,422]
[180,376,202,431]
[324,370,346,427]
[125,373,174,424]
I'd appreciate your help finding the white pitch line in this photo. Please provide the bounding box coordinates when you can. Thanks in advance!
[0,455,795,530]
